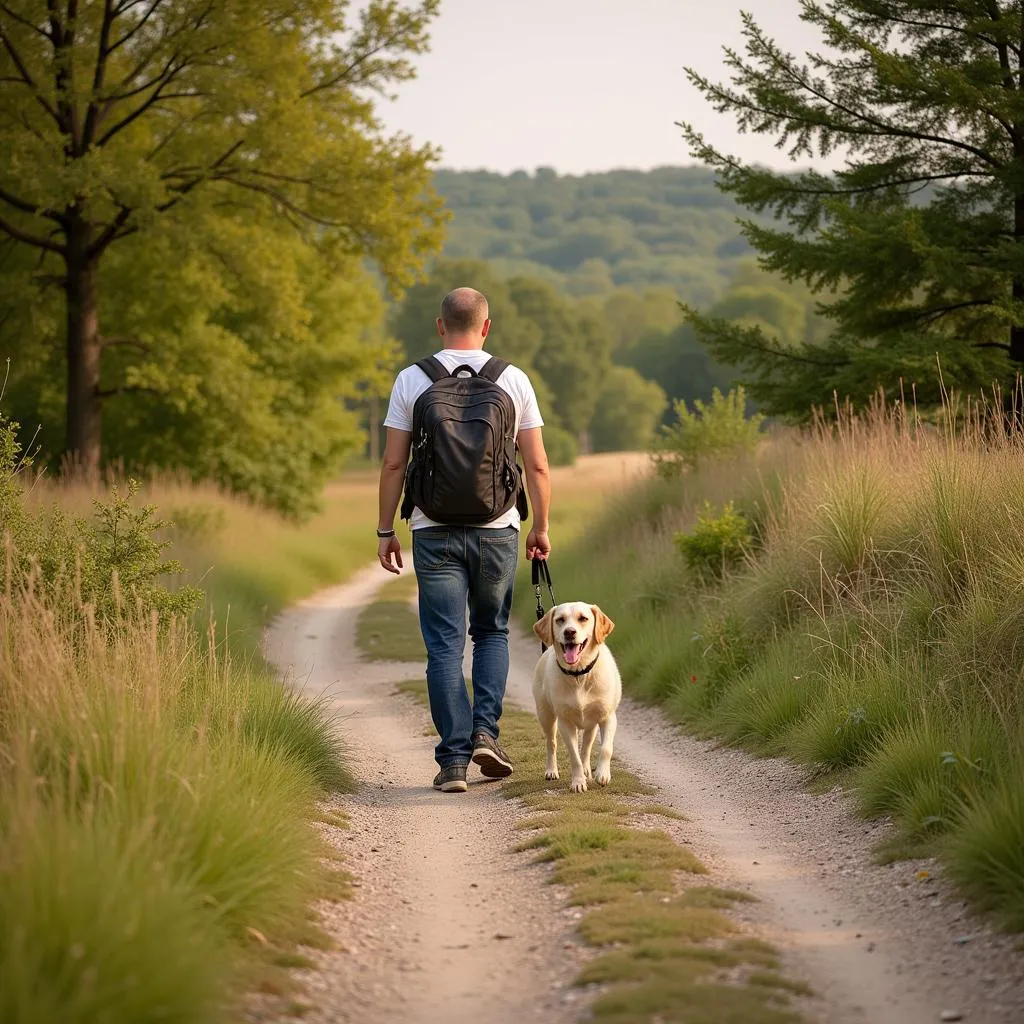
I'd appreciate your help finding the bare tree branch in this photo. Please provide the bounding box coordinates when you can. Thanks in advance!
[300,25,414,98]
[96,383,160,399]
[107,0,167,56]
[100,335,151,353]
[0,184,60,223]
[0,211,64,252]
[87,205,133,258]
[0,22,61,124]
[95,60,192,146]
[0,4,51,40]
[82,0,117,148]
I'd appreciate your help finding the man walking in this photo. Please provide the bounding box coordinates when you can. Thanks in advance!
[376,287,551,793]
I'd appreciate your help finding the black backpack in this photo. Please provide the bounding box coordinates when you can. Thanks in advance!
[400,355,528,525]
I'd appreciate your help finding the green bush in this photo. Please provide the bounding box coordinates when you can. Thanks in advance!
[652,387,763,476]
[675,502,753,580]
[1,415,200,621]
[543,424,579,466]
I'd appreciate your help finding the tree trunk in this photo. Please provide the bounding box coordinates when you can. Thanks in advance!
[64,224,102,476]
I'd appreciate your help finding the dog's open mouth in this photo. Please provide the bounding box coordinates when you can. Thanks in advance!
[560,639,588,666]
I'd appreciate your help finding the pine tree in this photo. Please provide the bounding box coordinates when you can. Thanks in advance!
[681,0,1024,416]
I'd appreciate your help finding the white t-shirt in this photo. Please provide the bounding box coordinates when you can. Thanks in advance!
[383,349,544,531]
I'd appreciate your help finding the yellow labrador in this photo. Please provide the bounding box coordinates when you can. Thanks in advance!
[531,602,621,793]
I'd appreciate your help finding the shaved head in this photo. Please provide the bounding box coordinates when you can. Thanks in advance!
[440,287,489,334]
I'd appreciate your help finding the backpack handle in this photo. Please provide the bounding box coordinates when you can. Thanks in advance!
[414,356,510,383]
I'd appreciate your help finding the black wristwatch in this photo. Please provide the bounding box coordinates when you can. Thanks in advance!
[376,529,396,539]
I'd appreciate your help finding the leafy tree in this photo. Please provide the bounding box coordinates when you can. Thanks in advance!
[599,287,684,354]
[430,167,770,303]
[617,322,736,420]
[5,201,400,514]
[680,0,1024,416]
[589,366,667,452]
[509,276,612,440]
[0,0,443,474]
[391,260,540,366]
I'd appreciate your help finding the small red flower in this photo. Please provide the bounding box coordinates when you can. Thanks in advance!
[690,675,698,683]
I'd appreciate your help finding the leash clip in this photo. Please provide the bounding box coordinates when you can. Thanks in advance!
[531,558,555,652]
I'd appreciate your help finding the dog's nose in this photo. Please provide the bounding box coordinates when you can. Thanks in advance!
[563,628,577,640]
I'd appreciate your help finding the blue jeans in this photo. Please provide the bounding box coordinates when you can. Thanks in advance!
[412,525,519,769]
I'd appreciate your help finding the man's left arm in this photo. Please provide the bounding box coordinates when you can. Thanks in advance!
[378,427,411,574]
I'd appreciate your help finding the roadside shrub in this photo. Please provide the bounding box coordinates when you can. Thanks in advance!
[652,387,763,476]
[946,772,1024,930]
[675,501,753,580]
[1,414,200,621]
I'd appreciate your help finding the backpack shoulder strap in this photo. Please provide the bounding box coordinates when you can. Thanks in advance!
[477,356,510,383]
[414,356,448,384]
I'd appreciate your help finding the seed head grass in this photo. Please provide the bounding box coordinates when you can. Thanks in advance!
[1,454,369,1023]
[516,399,1024,928]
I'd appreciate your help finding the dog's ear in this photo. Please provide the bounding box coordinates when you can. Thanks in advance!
[534,608,555,647]
[591,605,615,644]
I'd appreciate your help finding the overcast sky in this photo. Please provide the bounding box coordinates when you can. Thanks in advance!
[378,0,834,175]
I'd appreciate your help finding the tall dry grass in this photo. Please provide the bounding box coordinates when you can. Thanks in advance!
[1,420,356,1023]
[23,468,387,655]
[528,401,1024,929]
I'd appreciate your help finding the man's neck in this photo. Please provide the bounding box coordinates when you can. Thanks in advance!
[441,336,485,352]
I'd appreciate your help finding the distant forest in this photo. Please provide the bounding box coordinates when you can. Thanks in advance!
[389,167,829,456]
[434,166,763,305]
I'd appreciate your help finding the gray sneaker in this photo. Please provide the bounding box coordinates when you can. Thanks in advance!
[433,765,468,793]
[471,731,513,778]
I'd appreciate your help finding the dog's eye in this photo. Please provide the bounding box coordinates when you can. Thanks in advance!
[555,616,565,624]
[577,614,588,624]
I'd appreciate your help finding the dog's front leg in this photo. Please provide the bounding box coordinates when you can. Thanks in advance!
[595,712,617,787]
[540,708,559,780]
[580,724,599,779]
[558,718,588,792]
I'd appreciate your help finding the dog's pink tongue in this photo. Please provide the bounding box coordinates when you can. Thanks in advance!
[563,643,581,665]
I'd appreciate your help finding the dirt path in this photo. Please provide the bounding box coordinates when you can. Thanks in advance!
[265,567,588,1024]
[267,567,1024,1024]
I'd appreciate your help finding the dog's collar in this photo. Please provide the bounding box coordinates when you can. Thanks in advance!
[556,649,600,677]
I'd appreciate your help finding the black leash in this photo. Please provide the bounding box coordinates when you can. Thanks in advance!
[532,557,555,652]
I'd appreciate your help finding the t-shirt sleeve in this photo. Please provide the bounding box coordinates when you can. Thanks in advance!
[382,371,413,431]
[516,371,544,431]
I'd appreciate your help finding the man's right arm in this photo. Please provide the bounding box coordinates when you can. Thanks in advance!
[518,427,551,560]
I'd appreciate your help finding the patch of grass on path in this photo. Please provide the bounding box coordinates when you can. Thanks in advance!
[355,575,424,662]
[495,706,809,1022]
[392,672,811,1023]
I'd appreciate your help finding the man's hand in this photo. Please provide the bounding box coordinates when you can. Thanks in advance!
[378,536,404,574]
[525,528,550,561]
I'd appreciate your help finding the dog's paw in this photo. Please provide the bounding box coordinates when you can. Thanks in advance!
[583,765,593,779]
[545,769,560,781]
[595,767,611,787]
[569,776,588,793]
